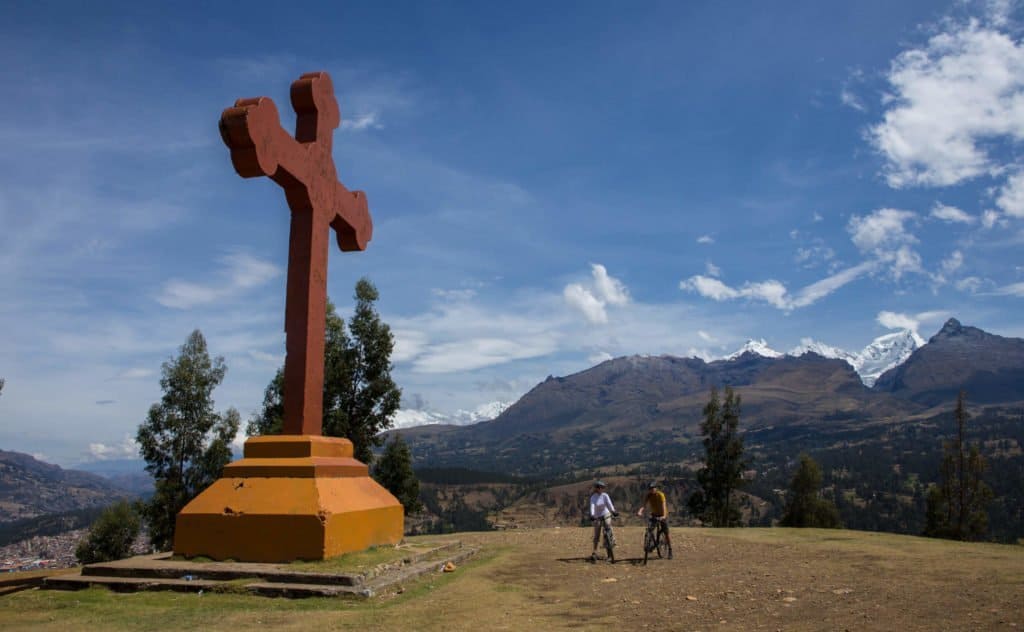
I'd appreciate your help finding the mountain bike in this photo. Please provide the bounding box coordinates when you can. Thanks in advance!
[590,513,618,563]
[643,516,669,565]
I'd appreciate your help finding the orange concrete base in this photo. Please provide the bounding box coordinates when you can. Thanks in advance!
[173,436,404,562]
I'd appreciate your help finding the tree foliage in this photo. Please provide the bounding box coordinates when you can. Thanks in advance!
[374,434,423,514]
[923,390,992,540]
[136,330,239,550]
[780,453,841,528]
[688,386,746,527]
[248,278,401,464]
[75,500,141,564]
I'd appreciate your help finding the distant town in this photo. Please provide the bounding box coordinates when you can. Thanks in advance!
[1,530,149,573]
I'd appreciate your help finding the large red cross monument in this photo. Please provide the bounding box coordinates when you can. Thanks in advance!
[173,72,403,562]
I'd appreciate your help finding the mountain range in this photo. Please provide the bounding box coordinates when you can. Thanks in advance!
[396,326,928,430]
[725,327,925,387]
[392,400,512,430]
[395,319,1024,476]
[0,450,132,522]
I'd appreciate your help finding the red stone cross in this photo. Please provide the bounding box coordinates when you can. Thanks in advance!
[219,71,372,436]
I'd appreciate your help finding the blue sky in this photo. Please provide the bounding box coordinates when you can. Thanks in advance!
[2,1,1024,465]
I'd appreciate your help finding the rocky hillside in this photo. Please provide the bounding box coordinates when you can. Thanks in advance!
[467,351,907,444]
[873,318,1024,405]
[0,450,132,521]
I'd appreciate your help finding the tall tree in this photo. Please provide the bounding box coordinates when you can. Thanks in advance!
[248,278,401,464]
[923,390,992,540]
[136,330,240,550]
[689,386,746,527]
[331,278,401,463]
[780,453,842,528]
[374,434,422,514]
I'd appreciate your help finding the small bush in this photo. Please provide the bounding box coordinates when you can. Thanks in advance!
[75,501,141,564]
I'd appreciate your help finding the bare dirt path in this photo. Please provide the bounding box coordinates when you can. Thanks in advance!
[1,527,1021,631]
[454,527,1024,631]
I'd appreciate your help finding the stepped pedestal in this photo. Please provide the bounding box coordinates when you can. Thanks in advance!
[173,435,403,562]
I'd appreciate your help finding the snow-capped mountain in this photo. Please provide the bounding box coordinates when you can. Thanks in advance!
[788,338,859,365]
[391,400,511,430]
[726,330,924,387]
[852,329,925,387]
[724,339,783,360]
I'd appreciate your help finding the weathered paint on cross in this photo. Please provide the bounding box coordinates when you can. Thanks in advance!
[219,71,372,436]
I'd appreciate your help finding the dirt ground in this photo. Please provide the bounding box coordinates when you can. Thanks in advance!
[1,527,1022,631]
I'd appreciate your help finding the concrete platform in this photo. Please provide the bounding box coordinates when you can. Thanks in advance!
[42,540,476,598]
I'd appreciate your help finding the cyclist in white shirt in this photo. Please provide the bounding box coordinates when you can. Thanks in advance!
[588,480,619,563]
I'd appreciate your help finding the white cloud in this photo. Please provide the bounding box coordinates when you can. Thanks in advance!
[876,309,949,332]
[891,245,924,280]
[588,351,613,364]
[432,288,477,302]
[115,368,154,380]
[340,112,382,131]
[930,203,976,224]
[392,329,430,363]
[993,281,1024,296]
[791,261,878,306]
[996,171,1024,217]
[941,250,964,275]
[847,208,923,279]
[87,435,139,461]
[247,349,284,365]
[840,87,866,112]
[157,253,281,309]
[956,276,985,292]
[563,264,630,324]
[812,211,824,222]
[741,281,791,309]
[564,283,608,324]
[795,241,836,269]
[411,336,559,374]
[681,261,875,311]
[848,208,917,251]
[697,330,715,342]
[986,0,1015,27]
[705,261,722,277]
[590,264,629,305]
[697,235,714,244]
[870,20,1024,188]
[389,290,575,375]
[682,275,741,302]
[982,209,1001,228]
[877,310,920,331]
[231,433,247,453]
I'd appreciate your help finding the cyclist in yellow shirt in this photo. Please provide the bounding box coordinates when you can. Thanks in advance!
[636,481,673,559]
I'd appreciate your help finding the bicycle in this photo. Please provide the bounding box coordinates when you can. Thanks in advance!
[642,516,669,565]
[590,513,618,563]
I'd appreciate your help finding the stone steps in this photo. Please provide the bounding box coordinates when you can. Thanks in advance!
[81,559,363,586]
[42,541,478,598]
[45,574,220,593]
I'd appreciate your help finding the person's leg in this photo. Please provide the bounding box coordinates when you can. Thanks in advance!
[662,520,673,558]
[603,516,616,562]
[591,519,601,559]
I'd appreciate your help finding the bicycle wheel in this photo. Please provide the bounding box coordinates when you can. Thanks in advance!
[643,528,653,565]
[655,526,668,559]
